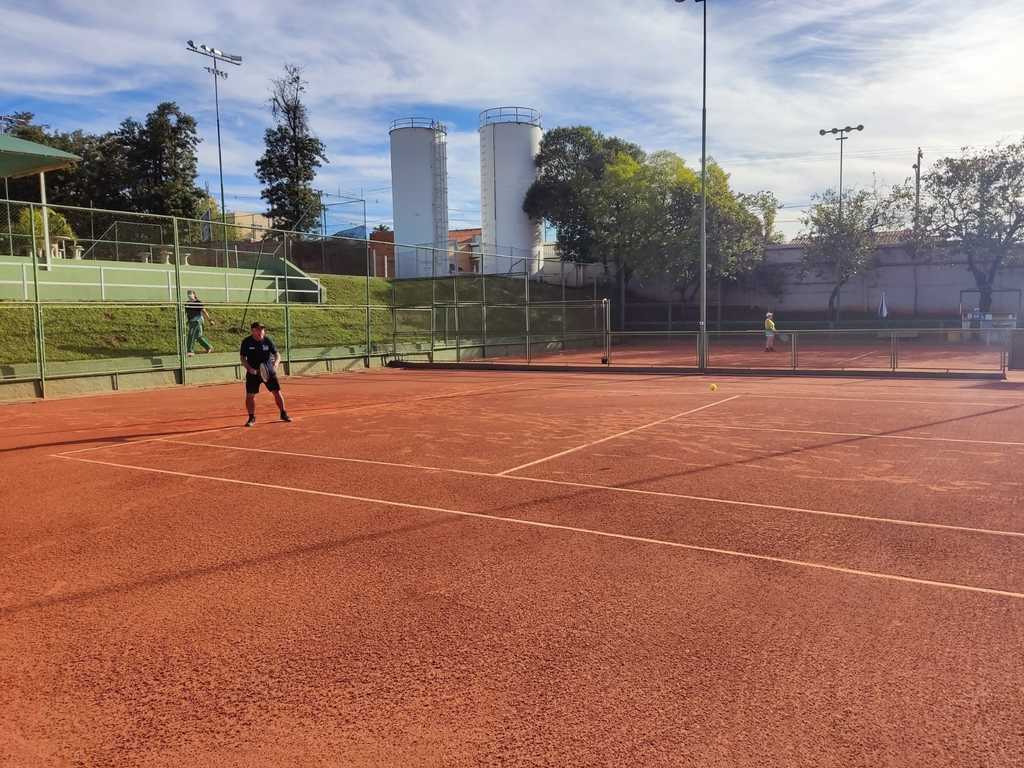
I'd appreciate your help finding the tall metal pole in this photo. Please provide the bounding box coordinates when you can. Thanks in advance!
[678,0,709,365]
[818,124,863,324]
[187,42,241,267]
[699,0,707,351]
[211,66,230,269]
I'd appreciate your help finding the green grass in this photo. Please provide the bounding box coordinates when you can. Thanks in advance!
[0,273,602,368]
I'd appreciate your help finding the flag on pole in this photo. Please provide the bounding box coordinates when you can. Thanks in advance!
[878,290,889,319]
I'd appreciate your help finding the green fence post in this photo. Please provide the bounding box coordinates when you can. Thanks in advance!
[524,269,531,363]
[365,304,372,365]
[454,271,461,363]
[791,331,798,370]
[284,302,292,375]
[28,205,46,397]
[482,273,488,359]
[365,226,371,367]
[172,216,186,386]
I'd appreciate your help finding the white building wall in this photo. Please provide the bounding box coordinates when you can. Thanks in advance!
[390,121,449,278]
[479,109,543,275]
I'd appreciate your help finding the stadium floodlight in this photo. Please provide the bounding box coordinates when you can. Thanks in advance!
[186,40,242,267]
[675,0,709,365]
[818,124,865,224]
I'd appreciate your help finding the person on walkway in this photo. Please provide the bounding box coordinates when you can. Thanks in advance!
[184,289,214,356]
[239,321,291,427]
[764,312,777,352]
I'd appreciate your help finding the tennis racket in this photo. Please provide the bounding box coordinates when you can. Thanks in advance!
[259,361,276,382]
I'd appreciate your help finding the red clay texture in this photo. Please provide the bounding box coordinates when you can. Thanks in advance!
[1,368,1023,767]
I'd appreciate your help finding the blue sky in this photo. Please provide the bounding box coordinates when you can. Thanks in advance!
[2,0,1022,239]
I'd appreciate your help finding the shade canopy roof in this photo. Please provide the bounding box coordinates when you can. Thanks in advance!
[0,134,81,178]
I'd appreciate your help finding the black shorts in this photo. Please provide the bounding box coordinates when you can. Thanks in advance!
[245,372,281,394]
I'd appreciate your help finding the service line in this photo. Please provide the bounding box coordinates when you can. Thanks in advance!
[52,452,1024,601]
[496,395,742,476]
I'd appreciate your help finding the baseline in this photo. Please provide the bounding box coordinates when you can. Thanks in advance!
[146,437,1024,539]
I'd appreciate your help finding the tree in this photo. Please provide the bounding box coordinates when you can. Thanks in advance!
[523,126,644,266]
[11,207,76,258]
[738,190,784,246]
[124,102,205,218]
[897,140,1024,312]
[255,64,328,233]
[800,187,896,321]
[7,106,206,219]
[372,223,391,233]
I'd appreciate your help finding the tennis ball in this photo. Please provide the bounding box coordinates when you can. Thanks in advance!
[709,383,718,392]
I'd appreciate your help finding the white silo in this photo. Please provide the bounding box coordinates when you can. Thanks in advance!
[479,107,543,274]
[389,118,450,278]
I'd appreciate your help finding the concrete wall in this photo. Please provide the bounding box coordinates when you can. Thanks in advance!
[626,243,1024,318]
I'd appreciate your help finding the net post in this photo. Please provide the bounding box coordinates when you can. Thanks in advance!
[791,331,798,371]
[481,273,488,359]
[525,268,531,363]
[602,297,611,365]
[172,216,186,385]
[454,271,461,363]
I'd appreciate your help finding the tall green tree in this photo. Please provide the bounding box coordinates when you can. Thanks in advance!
[123,102,205,218]
[523,126,644,266]
[7,105,205,218]
[892,139,1024,313]
[800,187,895,321]
[255,64,328,233]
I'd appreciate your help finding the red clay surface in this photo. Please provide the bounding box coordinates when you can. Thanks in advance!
[491,335,1007,372]
[2,369,1024,766]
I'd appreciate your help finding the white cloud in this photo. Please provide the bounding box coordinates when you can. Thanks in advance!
[3,0,1022,238]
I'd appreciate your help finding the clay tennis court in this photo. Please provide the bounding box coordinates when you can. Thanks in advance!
[2,368,1023,766]
[449,331,1009,373]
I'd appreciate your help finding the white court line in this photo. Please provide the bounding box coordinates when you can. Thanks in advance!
[838,350,885,364]
[743,393,1024,408]
[158,437,1024,539]
[497,395,742,476]
[57,424,242,456]
[54,383,530,457]
[679,422,1024,448]
[51,452,1024,601]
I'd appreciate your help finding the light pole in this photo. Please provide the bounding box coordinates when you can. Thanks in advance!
[187,40,242,267]
[818,124,863,324]
[676,0,707,364]
[818,124,863,224]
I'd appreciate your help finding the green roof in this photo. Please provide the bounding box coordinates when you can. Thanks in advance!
[0,134,81,178]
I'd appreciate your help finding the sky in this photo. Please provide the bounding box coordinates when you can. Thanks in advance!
[2,0,1023,240]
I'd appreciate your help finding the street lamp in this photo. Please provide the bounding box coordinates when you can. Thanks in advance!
[676,0,707,364]
[818,124,863,224]
[187,40,242,266]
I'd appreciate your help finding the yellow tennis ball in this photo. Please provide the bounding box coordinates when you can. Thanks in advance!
[709,383,718,392]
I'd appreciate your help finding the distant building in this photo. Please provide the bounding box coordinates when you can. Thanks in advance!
[225,212,272,241]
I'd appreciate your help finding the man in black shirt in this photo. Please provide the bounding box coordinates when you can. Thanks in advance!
[239,322,291,427]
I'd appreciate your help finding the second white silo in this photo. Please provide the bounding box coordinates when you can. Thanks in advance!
[389,118,450,278]
[479,107,543,274]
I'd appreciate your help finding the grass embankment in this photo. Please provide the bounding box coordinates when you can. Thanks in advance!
[0,275,600,367]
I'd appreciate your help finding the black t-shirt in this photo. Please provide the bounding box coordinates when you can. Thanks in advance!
[185,300,203,320]
[240,335,278,368]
